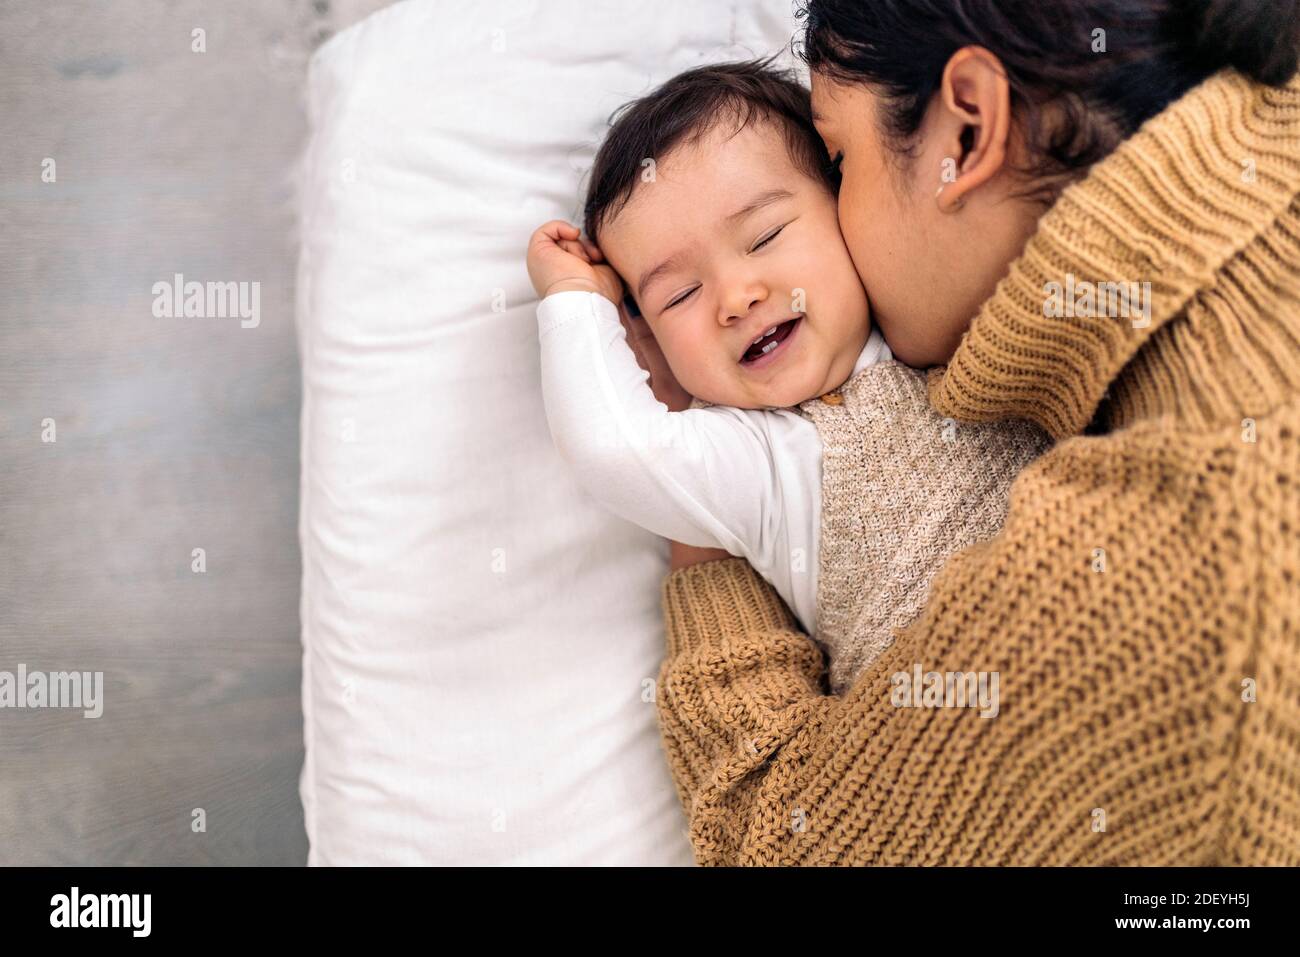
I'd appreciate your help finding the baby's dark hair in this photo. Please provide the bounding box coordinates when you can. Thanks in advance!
[582,54,840,248]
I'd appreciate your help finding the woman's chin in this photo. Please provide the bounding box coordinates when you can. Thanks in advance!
[882,334,937,369]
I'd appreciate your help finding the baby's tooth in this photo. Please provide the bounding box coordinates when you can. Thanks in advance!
[760,339,779,355]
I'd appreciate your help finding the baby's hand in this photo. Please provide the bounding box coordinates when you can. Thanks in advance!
[527,220,625,305]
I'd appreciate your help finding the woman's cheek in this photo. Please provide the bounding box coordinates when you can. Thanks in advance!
[836,187,873,291]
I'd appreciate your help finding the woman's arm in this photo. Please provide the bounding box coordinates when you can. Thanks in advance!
[654,436,1249,865]
[669,540,731,571]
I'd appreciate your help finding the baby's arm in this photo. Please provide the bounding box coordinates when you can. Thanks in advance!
[537,289,778,555]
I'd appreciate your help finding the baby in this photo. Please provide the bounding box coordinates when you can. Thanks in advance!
[526,59,1047,690]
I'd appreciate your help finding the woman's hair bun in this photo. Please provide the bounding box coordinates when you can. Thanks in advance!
[1182,0,1300,86]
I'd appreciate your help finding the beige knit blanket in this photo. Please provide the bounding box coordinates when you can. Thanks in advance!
[797,361,1049,693]
[687,359,1049,693]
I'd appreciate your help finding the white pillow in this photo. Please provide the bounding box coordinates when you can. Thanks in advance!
[296,0,802,864]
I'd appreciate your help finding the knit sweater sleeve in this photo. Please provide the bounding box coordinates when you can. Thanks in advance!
[656,424,1252,865]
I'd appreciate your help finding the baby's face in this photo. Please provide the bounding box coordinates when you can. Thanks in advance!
[600,118,871,410]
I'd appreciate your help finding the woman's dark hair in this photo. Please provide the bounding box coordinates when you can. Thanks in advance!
[582,54,840,246]
[797,0,1300,190]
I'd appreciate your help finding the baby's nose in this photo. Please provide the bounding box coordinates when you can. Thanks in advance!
[724,296,766,324]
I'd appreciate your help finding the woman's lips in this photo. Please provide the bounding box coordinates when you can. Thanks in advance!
[739,317,801,370]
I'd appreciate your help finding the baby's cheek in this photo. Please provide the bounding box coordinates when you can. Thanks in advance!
[656,340,700,392]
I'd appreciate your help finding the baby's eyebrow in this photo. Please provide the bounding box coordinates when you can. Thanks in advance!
[635,188,794,301]
[636,251,688,301]
[724,188,794,227]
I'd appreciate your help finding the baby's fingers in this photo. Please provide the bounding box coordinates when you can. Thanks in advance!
[558,238,592,263]
[529,220,581,252]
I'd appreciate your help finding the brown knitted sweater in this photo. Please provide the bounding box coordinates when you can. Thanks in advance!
[655,68,1300,865]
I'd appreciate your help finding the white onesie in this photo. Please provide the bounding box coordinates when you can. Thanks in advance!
[536,289,890,635]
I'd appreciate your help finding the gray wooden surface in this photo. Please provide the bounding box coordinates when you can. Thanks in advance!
[0,0,392,866]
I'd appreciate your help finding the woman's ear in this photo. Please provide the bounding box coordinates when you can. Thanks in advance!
[933,46,1012,212]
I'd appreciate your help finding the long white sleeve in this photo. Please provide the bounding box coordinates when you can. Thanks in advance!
[536,290,823,632]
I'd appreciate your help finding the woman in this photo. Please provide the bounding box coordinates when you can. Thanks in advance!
[635,0,1300,864]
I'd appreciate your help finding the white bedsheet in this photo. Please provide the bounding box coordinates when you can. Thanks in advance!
[295,0,802,864]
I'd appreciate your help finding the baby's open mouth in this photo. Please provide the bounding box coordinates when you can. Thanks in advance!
[740,317,800,366]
